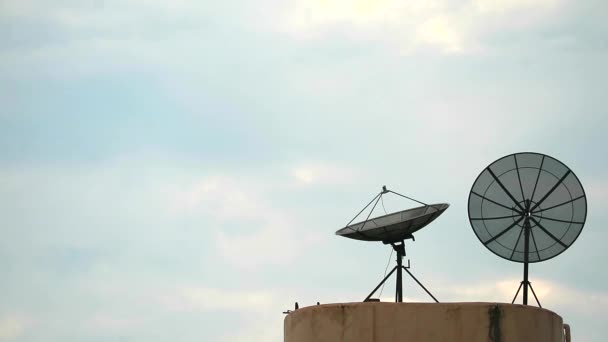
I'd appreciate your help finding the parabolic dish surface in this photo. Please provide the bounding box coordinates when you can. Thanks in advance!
[336,203,449,243]
[468,152,587,263]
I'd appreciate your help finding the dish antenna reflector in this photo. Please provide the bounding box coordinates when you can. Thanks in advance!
[468,152,587,306]
[337,186,449,303]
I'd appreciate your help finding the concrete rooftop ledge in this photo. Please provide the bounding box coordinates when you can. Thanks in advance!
[285,302,566,342]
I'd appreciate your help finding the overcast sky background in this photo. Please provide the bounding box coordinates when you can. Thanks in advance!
[1,0,607,341]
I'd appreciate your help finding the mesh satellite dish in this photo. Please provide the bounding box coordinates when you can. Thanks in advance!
[468,152,587,306]
[337,186,449,303]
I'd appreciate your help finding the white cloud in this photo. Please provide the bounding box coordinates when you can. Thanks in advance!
[291,162,359,186]
[162,286,279,313]
[162,286,286,342]
[442,278,544,301]
[585,178,608,204]
[168,176,274,222]
[0,315,27,341]
[168,171,325,269]
[220,324,283,342]
[0,157,326,270]
[415,15,467,54]
[442,277,608,317]
[286,0,401,28]
[84,314,142,334]
[0,0,576,79]
[283,0,568,54]
[0,1,277,78]
[216,225,300,268]
[474,0,559,14]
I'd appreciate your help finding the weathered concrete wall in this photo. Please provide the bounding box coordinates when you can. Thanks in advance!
[284,302,564,342]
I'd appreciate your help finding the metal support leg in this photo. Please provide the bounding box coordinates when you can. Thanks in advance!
[529,283,542,308]
[364,266,398,302]
[512,282,523,304]
[402,267,439,303]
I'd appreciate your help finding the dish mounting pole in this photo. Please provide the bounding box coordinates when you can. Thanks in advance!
[395,242,404,303]
[523,216,530,305]
[511,199,542,307]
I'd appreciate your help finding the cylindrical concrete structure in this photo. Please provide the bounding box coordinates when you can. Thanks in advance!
[284,302,565,342]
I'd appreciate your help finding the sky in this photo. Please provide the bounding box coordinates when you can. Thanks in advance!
[0,0,607,341]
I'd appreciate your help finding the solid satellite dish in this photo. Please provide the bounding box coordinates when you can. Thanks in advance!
[337,186,449,303]
[468,152,587,306]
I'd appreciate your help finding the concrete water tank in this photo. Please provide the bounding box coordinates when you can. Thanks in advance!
[284,302,566,342]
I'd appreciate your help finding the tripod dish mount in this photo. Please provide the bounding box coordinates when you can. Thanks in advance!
[363,239,438,303]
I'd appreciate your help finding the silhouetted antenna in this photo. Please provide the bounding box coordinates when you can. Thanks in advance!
[468,152,587,307]
[336,186,449,303]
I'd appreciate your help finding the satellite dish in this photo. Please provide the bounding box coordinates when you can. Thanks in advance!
[468,152,587,306]
[336,203,449,243]
[337,186,449,303]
